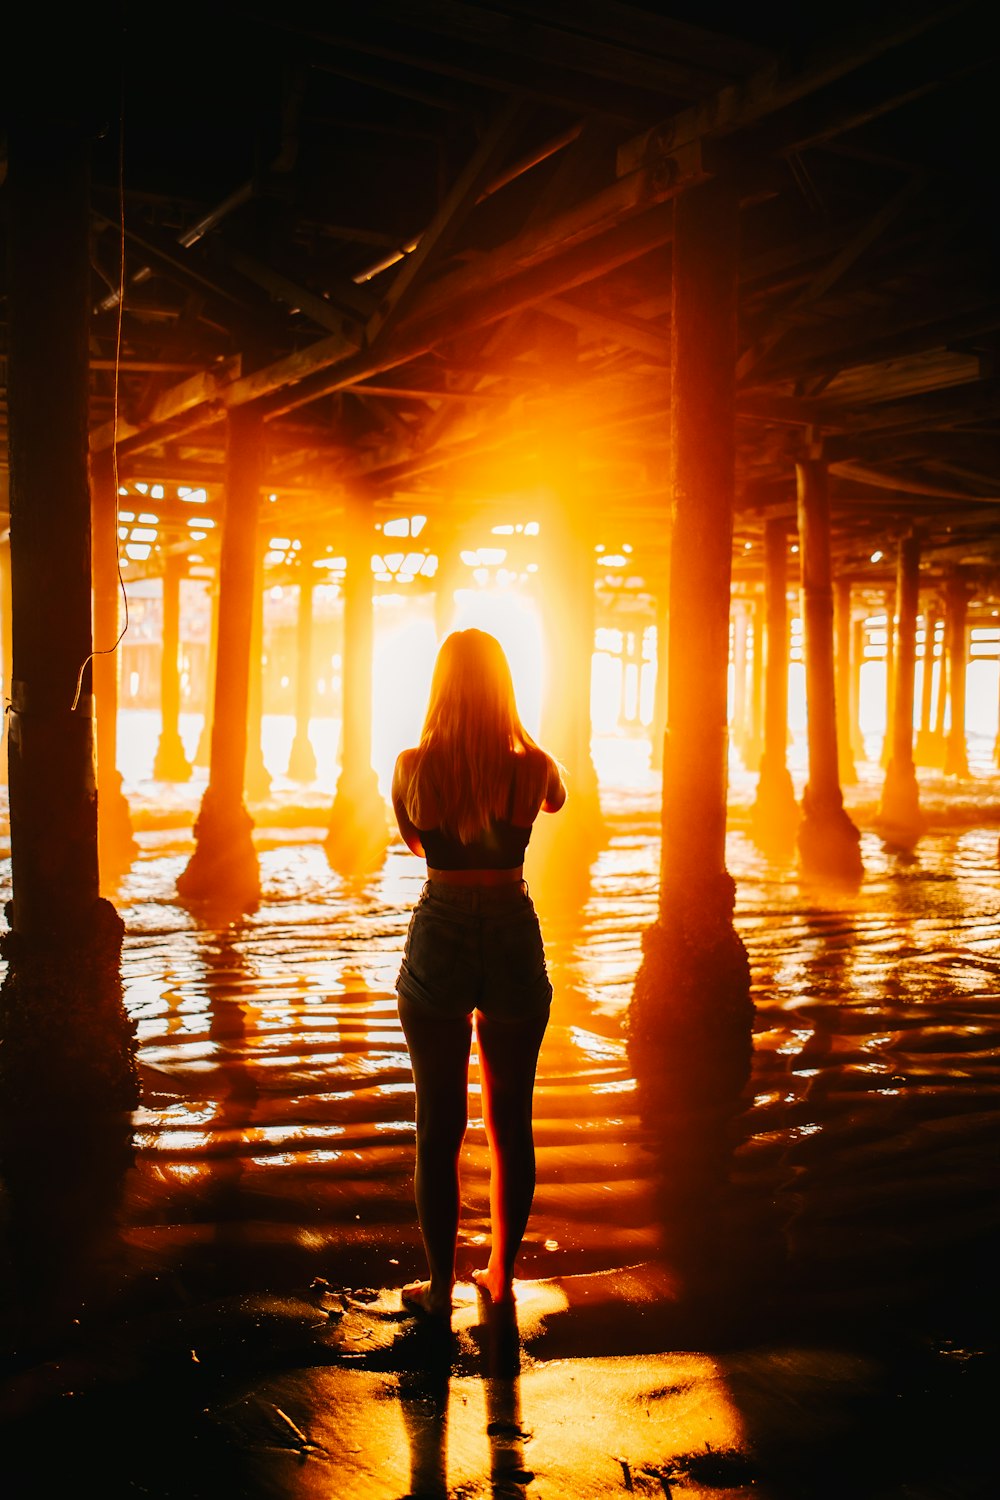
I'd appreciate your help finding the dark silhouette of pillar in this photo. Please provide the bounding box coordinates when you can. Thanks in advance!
[535,319,602,845]
[943,574,971,778]
[835,578,857,784]
[325,491,390,871]
[177,409,261,910]
[795,458,863,883]
[880,585,896,769]
[89,448,137,875]
[649,573,669,774]
[850,617,867,762]
[745,594,764,772]
[751,517,799,855]
[286,573,318,782]
[876,532,924,844]
[629,178,752,1112]
[538,494,602,831]
[0,528,11,785]
[433,524,463,641]
[932,610,949,764]
[194,576,219,768]
[152,554,192,782]
[731,601,749,768]
[1,113,137,1113]
[244,558,272,802]
[914,606,939,767]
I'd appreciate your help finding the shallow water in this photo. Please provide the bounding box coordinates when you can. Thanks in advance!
[0,728,998,1495]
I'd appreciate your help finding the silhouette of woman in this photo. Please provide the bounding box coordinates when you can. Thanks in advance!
[392,629,567,1317]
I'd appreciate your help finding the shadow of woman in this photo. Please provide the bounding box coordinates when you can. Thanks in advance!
[477,1296,535,1498]
[395,1295,534,1499]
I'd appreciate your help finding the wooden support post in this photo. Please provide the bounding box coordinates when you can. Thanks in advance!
[750,517,800,855]
[850,616,867,762]
[835,578,857,785]
[244,557,273,802]
[649,581,669,774]
[876,532,924,844]
[152,555,192,782]
[286,573,318,782]
[89,448,137,875]
[914,606,938,767]
[193,576,219,767]
[880,585,896,769]
[943,575,971,778]
[629,178,752,1114]
[932,609,949,761]
[433,528,463,641]
[745,594,764,772]
[177,408,261,910]
[795,458,863,883]
[325,491,390,872]
[731,601,749,768]
[1,115,136,1113]
[0,528,11,786]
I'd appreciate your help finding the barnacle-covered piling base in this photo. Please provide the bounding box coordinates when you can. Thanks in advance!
[628,873,754,1119]
[0,896,138,1116]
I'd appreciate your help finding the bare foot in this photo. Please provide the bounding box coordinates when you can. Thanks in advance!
[401,1280,452,1318]
[472,1267,515,1304]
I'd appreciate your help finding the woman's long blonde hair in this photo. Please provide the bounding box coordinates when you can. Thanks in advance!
[404,629,548,843]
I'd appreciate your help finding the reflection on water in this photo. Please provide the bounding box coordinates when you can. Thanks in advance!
[0,722,998,1493]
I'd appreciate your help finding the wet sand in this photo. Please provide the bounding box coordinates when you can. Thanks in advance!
[0,733,997,1497]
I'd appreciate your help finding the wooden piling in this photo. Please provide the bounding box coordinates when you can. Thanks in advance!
[1,115,136,1112]
[89,448,137,874]
[795,457,863,883]
[750,516,800,855]
[876,532,924,843]
[629,178,752,1113]
[943,574,971,777]
[835,578,858,785]
[325,491,390,872]
[176,408,261,910]
[152,555,192,782]
[286,573,318,782]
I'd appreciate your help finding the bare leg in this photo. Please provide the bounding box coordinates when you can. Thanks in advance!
[473,1008,548,1303]
[398,995,473,1316]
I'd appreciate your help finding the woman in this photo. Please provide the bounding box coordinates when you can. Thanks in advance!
[392,629,566,1317]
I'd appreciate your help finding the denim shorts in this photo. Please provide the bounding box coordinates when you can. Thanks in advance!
[396,880,552,1021]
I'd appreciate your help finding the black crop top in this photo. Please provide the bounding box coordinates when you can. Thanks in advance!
[416,770,533,870]
[417,816,533,871]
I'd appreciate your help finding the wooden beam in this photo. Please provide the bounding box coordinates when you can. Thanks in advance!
[365,95,530,351]
[617,1,975,172]
[736,174,924,382]
[542,294,670,360]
